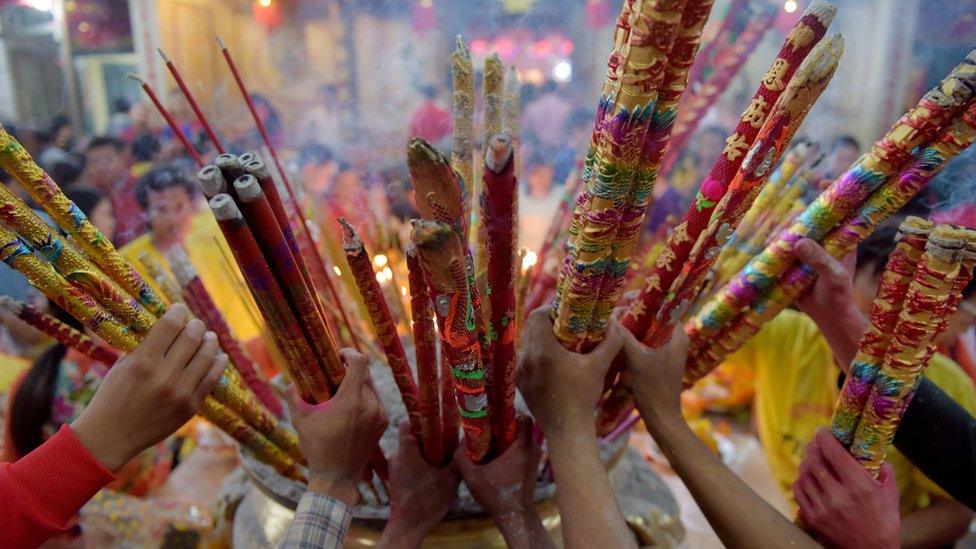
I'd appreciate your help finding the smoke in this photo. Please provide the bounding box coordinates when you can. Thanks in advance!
[926,143,976,228]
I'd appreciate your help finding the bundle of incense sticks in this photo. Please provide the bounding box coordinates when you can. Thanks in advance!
[596,34,842,432]
[406,245,445,466]
[164,247,284,418]
[0,127,166,318]
[137,252,185,306]
[0,296,120,365]
[341,219,423,446]
[474,53,506,299]
[660,4,778,176]
[644,35,844,347]
[625,1,836,345]
[848,227,974,477]
[0,204,303,480]
[829,217,932,446]
[412,220,491,462]
[451,36,475,239]
[689,96,976,382]
[552,0,712,352]
[481,135,518,452]
[0,184,155,335]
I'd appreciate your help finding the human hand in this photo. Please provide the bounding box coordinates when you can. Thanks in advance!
[287,349,388,507]
[517,306,623,438]
[794,238,866,372]
[384,421,459,545]
[619,327,689,430]
[71,304,227,472]
[794,428,900,548]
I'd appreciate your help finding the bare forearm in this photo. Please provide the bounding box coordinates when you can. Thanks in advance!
[494,508,555,549]
[546,429,635,549]
[639,406,818,549]
[900,499,973,549]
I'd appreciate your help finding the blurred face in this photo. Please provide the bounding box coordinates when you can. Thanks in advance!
[937,295,976,346]
[828,144,859,177]
[147,187,193,243]
[54,125,74,148]
[86,146,127,189]
[90,199,116,240]
[527,164,554,197]
[698,131,725,164]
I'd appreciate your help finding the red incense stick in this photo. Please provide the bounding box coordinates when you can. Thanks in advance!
[406,245,444,465]
[157,48,225,154]
[128,74,204,167]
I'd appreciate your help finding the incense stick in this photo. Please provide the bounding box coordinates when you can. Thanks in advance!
[127,74,205,167]
[158,48,225,153]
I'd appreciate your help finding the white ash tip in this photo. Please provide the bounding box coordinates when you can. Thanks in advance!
[243,159,271,179]
[197,165,226,198]
[209,194,241,221]
[233,174,264,203]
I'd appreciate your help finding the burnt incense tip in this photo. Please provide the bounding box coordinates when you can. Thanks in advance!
[338,218,362,251]
[484,134,513,173]
[215,153,242,169]
[928,225,968,255]
[197,165,227,198]
[210,193,241,221]
[164,245,198,286]
[238,151,261,166]
[126,73,146,85]
[233,174,263,203]
[243,159,271,179]
[157,48,171,63]
[411,219,454,247]
[805,0,838,25]
[215,35,227,50]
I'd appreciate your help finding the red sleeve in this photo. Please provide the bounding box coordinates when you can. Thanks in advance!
[0,424,115,549]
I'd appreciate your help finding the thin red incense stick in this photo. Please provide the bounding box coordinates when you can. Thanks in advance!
[157,48,225,154]
[128,74,204,167]
[0,296,121,365]
[406,245,444,466]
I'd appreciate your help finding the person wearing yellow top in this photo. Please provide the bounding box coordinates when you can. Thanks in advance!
[120,165,263,344]
[722,222,976,548]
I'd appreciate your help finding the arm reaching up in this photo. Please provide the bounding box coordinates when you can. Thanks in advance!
[518,307,635,549]
[621,328,818,549]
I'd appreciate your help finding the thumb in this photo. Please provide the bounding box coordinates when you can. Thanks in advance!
[285,384,317,421]
[336,349,368,398]
[795,238,844,278]
[589,320,624,367]
[878,462,897,486]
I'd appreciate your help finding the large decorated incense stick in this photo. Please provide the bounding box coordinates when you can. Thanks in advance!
[413,220,491,462]
[158,48,225,153]
[201,398,304,481]
[689,100,976,380]
[643,35,843,347]
[138,252,185,306]
[474,53,507,297]
[0,184,155,334]
[233,175,345,390]
[551,0,688,352]
[127,74,205,167]
[850,228,966,476]
[406,245,444,466]
[660,5,778,175]
[440,347,460,459]
[629,1,836,343]
[166,246,285,418]
[829,217,932,447]
[0,127,166,318]
[451,36,475,238]
[690,50,976,349]
[0,296,121,365]
[341,218,424,447]
[209,194,333,403]
[481,135,518,452]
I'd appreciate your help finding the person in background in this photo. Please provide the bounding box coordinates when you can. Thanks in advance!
[552,108,592,186]
[83,136,142,246]
[129,133,161,180]
[299,143,340,201]
[408,85,452,146]
[132,165,194,253]
[521,80,572,154]
[720,226,975,547]
[107,99,132,138]
[519,150,561,253]
[298,83,345,153]
[821,134,861,181]
[38,115,76,172]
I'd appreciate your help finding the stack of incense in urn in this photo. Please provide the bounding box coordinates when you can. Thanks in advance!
[594,1,840,435]
[0,127,305,481]
[686,50,976,386]
[829,224,976,477]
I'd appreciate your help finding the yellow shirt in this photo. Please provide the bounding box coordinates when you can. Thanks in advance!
[724,309,976,515]
[121,211,263,343]
[0,352,29,392]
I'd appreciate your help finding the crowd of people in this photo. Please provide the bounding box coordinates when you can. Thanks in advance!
[2,71,976,548]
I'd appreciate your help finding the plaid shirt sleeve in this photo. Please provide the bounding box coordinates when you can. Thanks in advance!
[277,492,352,549]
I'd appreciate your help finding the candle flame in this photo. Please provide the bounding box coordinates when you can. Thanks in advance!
[332,266,342,276]
[522,250,538,272]
[373,254,389,268]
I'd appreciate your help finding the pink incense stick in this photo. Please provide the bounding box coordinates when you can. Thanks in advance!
[128,74,204,167]
[158,48,225,154]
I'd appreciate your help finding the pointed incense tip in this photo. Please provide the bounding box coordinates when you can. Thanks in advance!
[164,245,197,287]
[454,34,470,57]
[0,295,21,314]
[804,0,837,26]
[484,134,513,173]
[157,48,171,63]
[216,35,227,50]
[126,73,146,85]
[197,165,227,198]
[338,217,362,251]
[209,193,241,221]
[233,174,263,203]
[487,52,502,66]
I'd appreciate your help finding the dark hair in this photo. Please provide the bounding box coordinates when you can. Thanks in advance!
[47,157,84,188]
[299,143,336,167]
[135,165,195,209]
[831,134,860,152]
[855,219,902,277]
[86,135,125,154]
[542,80,558,94]
[10,338,69,457]
[65,187,106,217]
[113,98,131,114]
[44,115,71,142]
[131,133,161,162]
